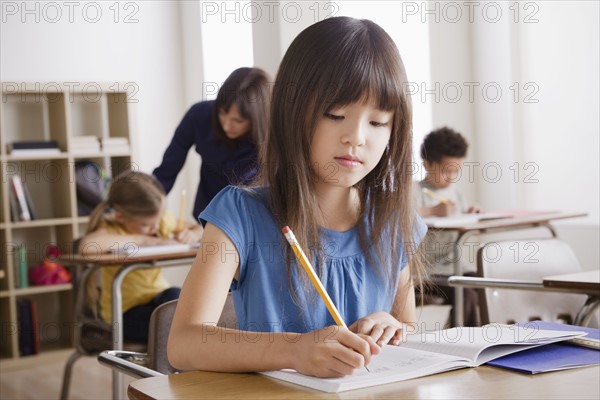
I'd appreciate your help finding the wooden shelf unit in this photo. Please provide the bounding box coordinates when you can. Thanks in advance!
[0,82,136,363]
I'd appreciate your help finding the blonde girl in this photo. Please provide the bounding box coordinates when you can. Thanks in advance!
[79,170,202,341]
[168,17,427,376]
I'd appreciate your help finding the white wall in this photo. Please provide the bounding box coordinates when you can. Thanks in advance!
[0,0,186,190]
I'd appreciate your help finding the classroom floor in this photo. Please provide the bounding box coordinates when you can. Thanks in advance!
[0,351,135,400]
[0,305,451,400]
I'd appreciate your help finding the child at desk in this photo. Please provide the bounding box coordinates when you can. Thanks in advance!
[168,16,427,377]
[79,171,203,341]
[414,127,480,326]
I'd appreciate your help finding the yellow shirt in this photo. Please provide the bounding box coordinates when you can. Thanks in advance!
[99,215,172,322]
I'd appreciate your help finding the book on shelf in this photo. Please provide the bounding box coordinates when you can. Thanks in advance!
[7,140,61,156]
[101,137,130,153]
[9,176,32,221]
[8,192,20,222]
[17,298,39,356]
[21,181,37,220]
[71,135,101,153]
[261,324,587,393]
[14,244,29,288]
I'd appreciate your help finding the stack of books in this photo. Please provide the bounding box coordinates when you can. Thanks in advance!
[7,140,61,156]
[71,136,101,154]
[101,137,130,153]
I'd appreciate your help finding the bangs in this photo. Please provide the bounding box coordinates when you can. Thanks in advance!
[321,58,403,113]
[314,21,406,113]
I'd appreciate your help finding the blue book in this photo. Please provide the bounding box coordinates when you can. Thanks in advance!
[487,321,600,374]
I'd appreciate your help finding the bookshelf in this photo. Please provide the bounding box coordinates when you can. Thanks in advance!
[0,82,136,363]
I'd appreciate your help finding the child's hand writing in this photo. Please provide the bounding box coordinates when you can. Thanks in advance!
[293,325,380,378]
[430,201,456,217]
[467,205,481,214]
[175,228,201,244]
[349,311,406,347]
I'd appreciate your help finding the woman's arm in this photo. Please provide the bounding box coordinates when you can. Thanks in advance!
[152,105,200,193]
[168,223,378,377]
[78,228,176,254]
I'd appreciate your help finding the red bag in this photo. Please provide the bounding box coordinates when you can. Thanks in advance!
[29,245,71,285]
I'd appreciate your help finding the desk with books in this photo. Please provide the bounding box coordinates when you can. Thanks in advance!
[127,364,600,400]
[59,248,197,400]
[424,211,587,326]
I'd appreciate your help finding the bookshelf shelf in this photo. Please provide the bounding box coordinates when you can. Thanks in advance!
[5,153,69,161]
[14,284,73,296]
[0,82,135,363]
[6,218,74,229]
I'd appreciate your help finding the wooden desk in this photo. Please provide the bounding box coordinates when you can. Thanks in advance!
[544,270,600,293]
[544,270,600,326]
[60,250,197,400]
[425,211,587,326]
[128,365,600,400]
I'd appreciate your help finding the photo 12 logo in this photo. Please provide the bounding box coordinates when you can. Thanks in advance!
[400,1,540,24]
[1,1,140,24]
[200,1,339,23]
[404,81,540,104]
[2,82,139,103]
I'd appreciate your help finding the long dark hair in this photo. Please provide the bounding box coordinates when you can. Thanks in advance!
[260,17,425,304]
[212,67,270,146]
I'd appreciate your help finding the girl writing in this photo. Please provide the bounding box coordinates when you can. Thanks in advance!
[168,17,427,377]
[79,170,203,341]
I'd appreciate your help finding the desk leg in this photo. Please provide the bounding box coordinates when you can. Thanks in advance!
[574,296,600,327]
[452,232,467,327]
[111,263,145,400]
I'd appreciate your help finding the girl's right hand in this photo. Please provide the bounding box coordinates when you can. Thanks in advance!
[431,201,456,217]
[292,326,379,378]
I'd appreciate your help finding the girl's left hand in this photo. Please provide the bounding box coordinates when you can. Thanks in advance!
[349,312,407,347]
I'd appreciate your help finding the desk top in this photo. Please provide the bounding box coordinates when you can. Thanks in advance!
[58,250,198,266]
[544,270,600,293]
[128,365,600,400]
[427,211,586,232]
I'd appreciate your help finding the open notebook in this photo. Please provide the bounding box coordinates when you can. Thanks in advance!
[261,325,586,393]
[111,243,199,257]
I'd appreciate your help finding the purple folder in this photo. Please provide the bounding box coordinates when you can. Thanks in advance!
[487,321,600,374]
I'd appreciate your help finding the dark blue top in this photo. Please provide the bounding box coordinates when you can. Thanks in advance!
[200,186,428,333]
[153,101,258,218]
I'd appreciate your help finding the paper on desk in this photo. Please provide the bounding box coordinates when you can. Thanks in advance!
[424,212,512,228]
[111,243,198,257]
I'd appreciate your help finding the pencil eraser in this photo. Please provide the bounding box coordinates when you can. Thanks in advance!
[282,226,290,234]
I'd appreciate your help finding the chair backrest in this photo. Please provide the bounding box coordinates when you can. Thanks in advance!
[147,293,237,374]
[477,238,587,325]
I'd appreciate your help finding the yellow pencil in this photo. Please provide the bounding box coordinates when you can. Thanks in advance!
[422,187,449,205]
[177,189,186,232]
[282,226,370,372]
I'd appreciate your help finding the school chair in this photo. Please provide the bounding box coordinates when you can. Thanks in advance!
[449,238,589,325]
[98,294,237,378]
